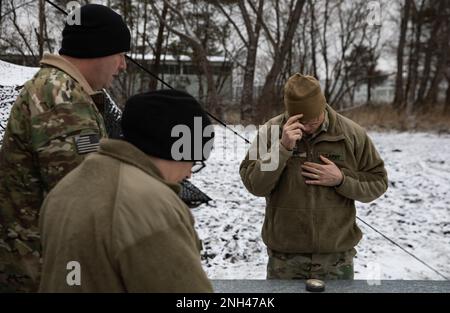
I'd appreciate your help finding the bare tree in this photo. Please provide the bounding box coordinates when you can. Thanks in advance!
[213,0,265,120]
[318,0,330,98]
[37,0,45,59]
[394,0,449,112]
[421,0,450,107]
[0,0,3,38]
[139,0,149,80]
[148,1,169,91]
[308,0,318,79]
[313,0,379,107]
[150,0,221,116]
[255,0,307,116]
[7,0,37,64]
[446,74,450,112]
[404,0,425,111]
[393,0,411,108]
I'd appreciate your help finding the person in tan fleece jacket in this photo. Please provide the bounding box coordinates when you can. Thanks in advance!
[39,90,214,292]
[240,74,388,280]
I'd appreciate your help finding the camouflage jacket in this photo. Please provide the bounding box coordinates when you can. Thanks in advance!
[0,53,107,292]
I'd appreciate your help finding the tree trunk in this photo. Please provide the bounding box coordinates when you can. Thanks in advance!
[128,7,140,97]
[121,0,132,26]
[367,76,372,104]
[0,0,3,39]
[200,55,220,117]
[140,0,148,92]
[38,0,45,59]
[322,0,330,99]
[424,0,450,107]
[149,1,168,91]
[308,0,318,79]
[406,0,425,111]
[416,0,447,107]
[240,44,258,121]
[393,0,411,109]
[415,35,434,105]
[445,77,450,113]
[256,0,306,114]
[424,48,448,107]
[240,0,264,122]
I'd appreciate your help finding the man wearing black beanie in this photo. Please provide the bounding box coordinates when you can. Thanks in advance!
[39,90,214,292]
[0,4,131,292]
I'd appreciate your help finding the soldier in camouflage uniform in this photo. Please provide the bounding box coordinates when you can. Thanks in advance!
[240,74,388,280]
[0,4,130,292]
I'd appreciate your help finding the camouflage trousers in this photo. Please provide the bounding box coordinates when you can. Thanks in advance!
[266,248,356,280]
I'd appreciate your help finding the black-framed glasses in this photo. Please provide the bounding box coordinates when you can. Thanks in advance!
[191,161,206,174]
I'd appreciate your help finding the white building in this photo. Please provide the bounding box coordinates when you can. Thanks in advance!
[129,54,233,101]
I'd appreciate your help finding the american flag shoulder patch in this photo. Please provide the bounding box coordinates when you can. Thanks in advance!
[73,133,100,155]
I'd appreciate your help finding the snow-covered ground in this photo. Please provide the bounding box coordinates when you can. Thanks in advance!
[191,127,450,280]
[0,60,38,86]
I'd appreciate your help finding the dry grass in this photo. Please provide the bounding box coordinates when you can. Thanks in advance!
[340,105,450,133]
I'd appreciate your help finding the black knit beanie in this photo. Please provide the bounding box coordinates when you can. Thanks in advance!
[59,4,131,58]
[121,90,215,161]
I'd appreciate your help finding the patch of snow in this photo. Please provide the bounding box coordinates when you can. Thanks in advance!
[0,60,39,143]
[0,60,38,86]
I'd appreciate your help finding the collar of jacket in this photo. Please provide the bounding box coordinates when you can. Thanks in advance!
[97,139,181,195]
[40,53,105,112]
[308,109,329,140]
